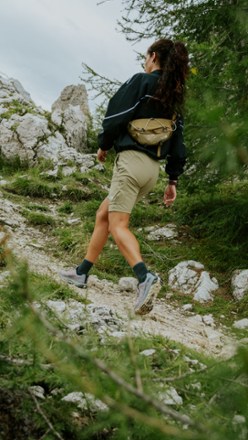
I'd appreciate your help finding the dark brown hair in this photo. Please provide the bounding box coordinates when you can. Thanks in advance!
[147,38,189,115]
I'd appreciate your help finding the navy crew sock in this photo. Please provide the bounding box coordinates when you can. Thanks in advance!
[133,262,148,283]
[76,259,93,275]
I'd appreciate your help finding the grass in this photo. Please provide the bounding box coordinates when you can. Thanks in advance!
[22,209,56,226]
[1,154,248,322]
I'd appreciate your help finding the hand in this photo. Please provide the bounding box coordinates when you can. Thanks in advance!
[97,148,107,163]
[163,184,177,207]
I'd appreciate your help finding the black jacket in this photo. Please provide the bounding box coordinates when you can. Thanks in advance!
[98,70,186,180]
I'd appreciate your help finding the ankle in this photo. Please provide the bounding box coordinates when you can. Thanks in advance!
[76,259,93,275]
[133,262,148,283]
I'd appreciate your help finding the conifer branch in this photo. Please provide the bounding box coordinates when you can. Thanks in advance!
[29,390,64,440]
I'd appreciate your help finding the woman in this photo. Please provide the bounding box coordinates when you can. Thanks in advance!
[60,38,189,315]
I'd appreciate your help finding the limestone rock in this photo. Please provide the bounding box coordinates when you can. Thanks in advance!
[202,314,215,327]
[159,387,183,406]
[0,72,93,166]
[233,318,248,329]
[182,304,193,311]
[51,84,90,152]
[0,194,24,227]
[193,271,219,302]
[36,132,96,170]
[29,386,45,399]
[147,223,178,241]
[16,113,50,149]
[140,349,156,357]
[62,392,108,412]
[0,180,8,186]
[61,166,77,177]
[0,271,10,287]
[0,113,51,163]
[168,260,204,295]
[118,277,138,292]
[0,121,26,161]
[231,269,248,300]
[42,299,124,335]
[0,73,33,105]
[168,260,219,302]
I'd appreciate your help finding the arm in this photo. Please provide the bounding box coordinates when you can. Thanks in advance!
[164,117,186,207]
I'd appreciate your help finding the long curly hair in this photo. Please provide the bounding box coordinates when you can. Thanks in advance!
[147,38,189,115]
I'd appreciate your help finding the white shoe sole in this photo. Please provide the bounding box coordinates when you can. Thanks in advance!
[134,278,161,315]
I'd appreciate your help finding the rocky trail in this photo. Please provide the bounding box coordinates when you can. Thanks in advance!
[0,190,238,359]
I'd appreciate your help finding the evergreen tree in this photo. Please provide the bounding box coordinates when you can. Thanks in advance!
[119,0,248,175]
[85,0,248,177]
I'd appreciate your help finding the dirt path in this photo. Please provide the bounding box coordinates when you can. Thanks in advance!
[0,192,237,359]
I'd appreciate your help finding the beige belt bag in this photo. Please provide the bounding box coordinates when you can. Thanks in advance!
[128,117,177,146]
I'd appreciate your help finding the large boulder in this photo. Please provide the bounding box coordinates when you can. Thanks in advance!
[51,84,90,152]
[0,113,51,163]
[0,73,93,167]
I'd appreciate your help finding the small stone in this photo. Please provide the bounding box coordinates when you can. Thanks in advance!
[159,387,183,406]
[231,269,248,300]
[202,314,215,326]
[232,415,246,425]
[140,349,156,357]
[183,356,200,366]
[187,314,203,324]
[62,392,108,412]
[111,331,126,339]
[182,304,193,311]
[46,300,66,314]
[0,271,10,286]
[40,168,59,178]
[29,386,45,399]
[191,382,201,391]
[193,272,219,303]
[67,218,81,225]
[233,318,248,329]
[0,180,8,186]
[118,277,138,292]
[232,414,248,439]
[147,224,178,241]
[94,164,105,172]
[61,166,77,176]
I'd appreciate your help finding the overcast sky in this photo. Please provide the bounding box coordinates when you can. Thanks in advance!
[0,0,151,112]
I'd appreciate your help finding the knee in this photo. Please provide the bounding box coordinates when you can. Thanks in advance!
[108,221,117,237]
[108,219,126,240]
[108,213,130,240]
[96,205,108,224]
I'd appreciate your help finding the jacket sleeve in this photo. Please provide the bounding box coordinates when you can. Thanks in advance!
[98,73,148,150]
[165,116,187,180]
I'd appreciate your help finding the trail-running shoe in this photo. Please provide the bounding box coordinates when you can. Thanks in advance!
[59,268,88,288]
[134,272,161,315]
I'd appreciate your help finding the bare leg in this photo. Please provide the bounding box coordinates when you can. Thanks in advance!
[84,198,110,263]
[108,211,143,268]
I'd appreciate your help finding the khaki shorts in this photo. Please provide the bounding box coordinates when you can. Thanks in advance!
[108,150,160,213]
